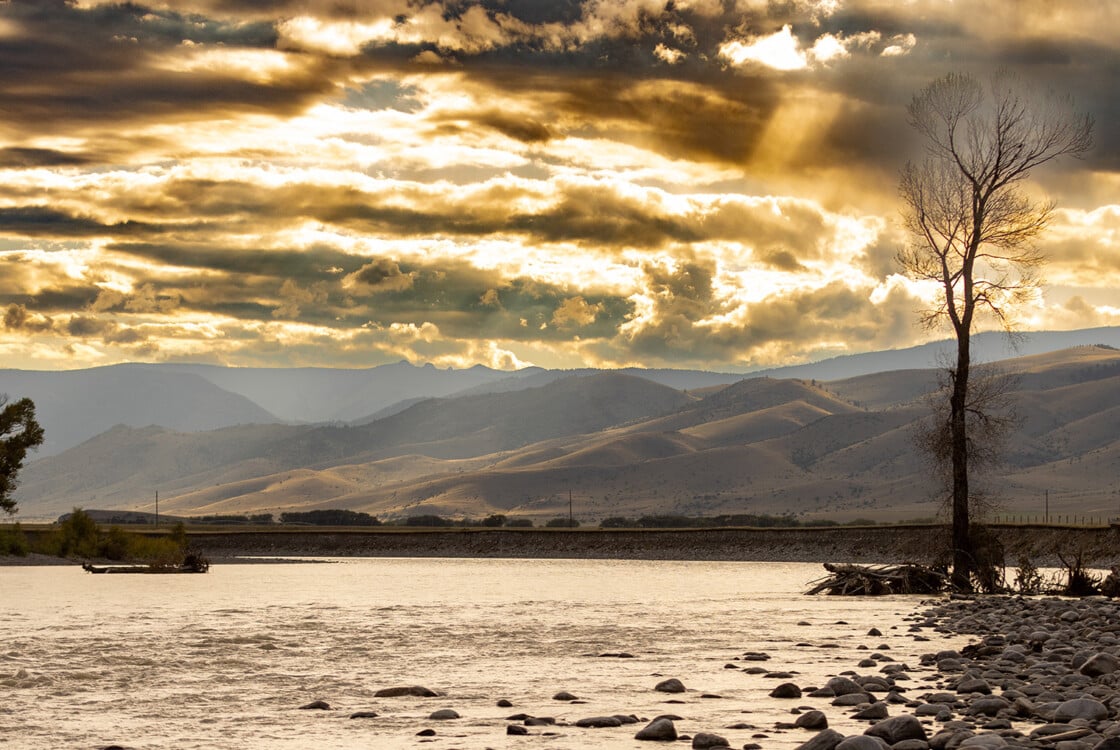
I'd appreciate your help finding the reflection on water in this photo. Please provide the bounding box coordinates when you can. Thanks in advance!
[1,559,961,749]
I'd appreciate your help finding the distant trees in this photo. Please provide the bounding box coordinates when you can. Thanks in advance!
[279,509,381,526]
[897,71,1093,590]
[0,396,45,516]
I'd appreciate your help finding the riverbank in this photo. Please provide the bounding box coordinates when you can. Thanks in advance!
[5,524,1117,566]
[187,524,1120,565]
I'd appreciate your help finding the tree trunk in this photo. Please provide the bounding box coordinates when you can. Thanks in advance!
[949,332,972,591]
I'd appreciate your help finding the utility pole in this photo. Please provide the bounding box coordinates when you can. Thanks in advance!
[1045,489,1049,524]
[155,489,159,528]
[568,489,573,527]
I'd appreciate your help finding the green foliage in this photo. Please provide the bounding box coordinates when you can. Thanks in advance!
[545,517,580,528]
[0,396,45,515]
[35,508,188,564]
[0,523,29,556]
[280,509,381,526]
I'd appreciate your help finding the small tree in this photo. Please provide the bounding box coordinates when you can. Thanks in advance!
[898,71,1092,590]
[0,396,45,515]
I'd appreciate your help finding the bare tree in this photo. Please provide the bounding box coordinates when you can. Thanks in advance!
[897,71,1092,591]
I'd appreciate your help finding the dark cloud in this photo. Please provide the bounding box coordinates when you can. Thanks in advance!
[0,147,91,168]
[0,206,156,238]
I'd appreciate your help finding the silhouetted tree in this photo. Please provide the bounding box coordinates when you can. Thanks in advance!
[0,396,45,515]
[898,72,1092,590]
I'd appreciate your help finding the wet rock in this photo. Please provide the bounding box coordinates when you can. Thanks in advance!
[497,699,513,707]
[795,710,829,730]
[692,731,731,748]
[576,716,623,728]
[636,717,678,741]
[833,693,873,706]
[416,728,435,736]
[375,685,442,698]
[853,702,889,720]
[552,690,579,701]
[655,678,686,694]
[795,728,846,750]
[525,717,555,726]
[864,714,927,744]
[771,683,803,699]
[507,725,528,735]
[1081,654,1120,677]
[428,709,459,720]
[967,697,1010,716]
[1055,698,1109,723]
[828,677,867,696]
[837,736,890,750]
[349,711,378,719]
[958,735,1007,748]
[298,700,331,710]
[955,678,991,695]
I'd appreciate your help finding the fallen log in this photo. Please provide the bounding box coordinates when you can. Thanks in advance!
[805,562,948,596]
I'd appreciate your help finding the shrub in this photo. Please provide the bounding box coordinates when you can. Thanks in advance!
[402,514,451,527]
[599,517,634,528]
[0,523,28,556]
[545,517,579,528]
[481,514,507,527]
[504,518,533,528]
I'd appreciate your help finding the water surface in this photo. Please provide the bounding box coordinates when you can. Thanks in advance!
[1,558,961,749]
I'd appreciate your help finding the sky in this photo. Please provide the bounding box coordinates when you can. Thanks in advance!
[1,0,1118,373]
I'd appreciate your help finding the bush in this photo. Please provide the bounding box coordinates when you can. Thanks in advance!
[0,523,28,556]
[545,517,579,528]
[599,517,634,528]
[481,514,507,527]
[504,518,533,528]
[402,514,451,527]
[280,509,380,526]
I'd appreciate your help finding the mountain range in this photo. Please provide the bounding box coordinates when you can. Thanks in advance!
[5,326,1120,523]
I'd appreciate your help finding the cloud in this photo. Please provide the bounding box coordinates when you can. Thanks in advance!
[551,296,603,327]
[342,259,416,295]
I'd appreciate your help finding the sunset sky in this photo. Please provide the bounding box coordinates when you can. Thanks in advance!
[1,0,1118,372]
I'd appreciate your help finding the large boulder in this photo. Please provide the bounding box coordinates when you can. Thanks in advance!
[795,729,846,750]
[865,714,928,744]
[576,716,623,728]
[837,736,890,750]
[795,711,829,730]
[1054,699,1109,723]
[636,717,678,741]
[655,678,686,694]
[1080,654,1120,678]
[692,732,731,748]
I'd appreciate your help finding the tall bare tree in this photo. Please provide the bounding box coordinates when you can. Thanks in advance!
[897,72,1092,590]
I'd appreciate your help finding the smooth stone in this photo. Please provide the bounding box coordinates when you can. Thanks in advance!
[1056,699,1109,723]
[552,691,579,701]
[692,732,731,748]
[428,709,459,720]
[864,714,928,744]
[795,728,846,750]
[894,742,930,750]
[853,702,889,720]
[525,717,555,726]
[833,693,873,706]
[635,717,678,741]
[497,699,513,707]
[655,678,686,694]
[955,678,991,695]
[968,697,1011,716]
[298,700,331,710]
[836,736,890,750]
[771,683,803,699]
[348,710,378,719]
[507,725,528,735]
[828,677,867,696]
[576,716,623,728]
[958,735,1007,748]
[869,628,883,636]
[375,685,441,698]
[416,729,435,736]
[795,710,829,730]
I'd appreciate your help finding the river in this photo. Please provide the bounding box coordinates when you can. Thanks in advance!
[1,558,961,749]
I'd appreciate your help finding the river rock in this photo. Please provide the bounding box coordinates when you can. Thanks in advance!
[771,683,803,698]
[837,736,890,750]
[349,710,378,719]
[576,716,623,728]
[507,725,528,735]
[636,717,678,741]
[298,700,330,710]
[796,728,846,750]
[552,690,579,701]
[655,678,686,693]
[795,710,829,730]
[864,714,927,744]
[497,699,513,707]
[692,732,731,748]
[1055,698,1109,723]
[828,677,866,696]
[416,728,435,736]
[958,735,1007,748]
[428,709,459,720]
[1081,654,1120,678]
[853,702,889,720]
[375,685,442,698]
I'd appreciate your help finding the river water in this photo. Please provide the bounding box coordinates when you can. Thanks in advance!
[1,559,962,749]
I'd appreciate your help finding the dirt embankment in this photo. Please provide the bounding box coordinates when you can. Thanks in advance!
[185,524,1120,566]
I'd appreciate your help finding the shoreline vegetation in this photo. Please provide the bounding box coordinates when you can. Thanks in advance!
[4,523,1118,569]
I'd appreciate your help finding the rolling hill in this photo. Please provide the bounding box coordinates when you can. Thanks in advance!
[9,343,1120,524]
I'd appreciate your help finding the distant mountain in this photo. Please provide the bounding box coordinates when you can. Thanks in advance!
[0,365,278,456]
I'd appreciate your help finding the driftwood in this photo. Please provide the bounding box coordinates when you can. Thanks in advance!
[805,563,948,596]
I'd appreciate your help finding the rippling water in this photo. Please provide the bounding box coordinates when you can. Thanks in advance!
[1,559,962,749]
